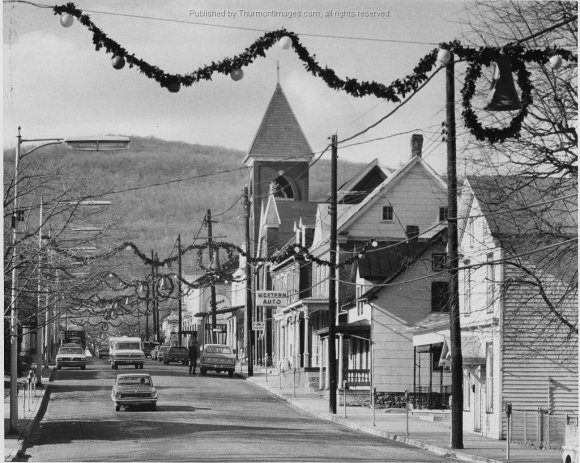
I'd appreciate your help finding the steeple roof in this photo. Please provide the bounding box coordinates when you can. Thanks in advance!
[244,84,313,164]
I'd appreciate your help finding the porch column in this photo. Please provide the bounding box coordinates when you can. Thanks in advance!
[303,311,310,368]
[338,333,344,388]
[294,313,300,368]
[319,337,325,390]
[325,336,330,390]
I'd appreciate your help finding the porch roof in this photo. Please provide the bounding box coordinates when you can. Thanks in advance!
[315,319,370,338]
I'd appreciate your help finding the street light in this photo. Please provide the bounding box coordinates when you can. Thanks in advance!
[8,127,130,434]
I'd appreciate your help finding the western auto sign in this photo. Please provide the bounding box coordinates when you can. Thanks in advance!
[255,291,288,307]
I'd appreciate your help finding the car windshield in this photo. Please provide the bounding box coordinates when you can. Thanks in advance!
[59,347,83,354]
[117,342,140,350]
[117,376,151,386]
[205,346,232,354]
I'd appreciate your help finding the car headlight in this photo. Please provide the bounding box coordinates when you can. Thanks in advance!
[151,390,158,399]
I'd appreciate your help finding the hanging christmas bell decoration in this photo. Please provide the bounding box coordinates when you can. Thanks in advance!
[112,55,125,70]
[230,68,244,81]
[209,250,222,271]
[279,36,293,50]
[484,54,522,111]
[60,13,74,27]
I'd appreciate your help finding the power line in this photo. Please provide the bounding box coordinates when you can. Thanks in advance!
[5,1,440,46]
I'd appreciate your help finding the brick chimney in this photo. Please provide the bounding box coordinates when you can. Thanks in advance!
[411,134,423,158]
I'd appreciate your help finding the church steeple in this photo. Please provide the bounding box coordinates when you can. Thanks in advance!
[244,83,313,165]
[245,83,313,252]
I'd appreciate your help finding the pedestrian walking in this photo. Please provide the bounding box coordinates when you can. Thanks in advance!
[188,340,198,375]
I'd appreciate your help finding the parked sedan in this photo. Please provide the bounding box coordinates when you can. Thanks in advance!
[156,346,170,362]
[111,373,158,411]
[199,344,236,377]
[163,346,189,365]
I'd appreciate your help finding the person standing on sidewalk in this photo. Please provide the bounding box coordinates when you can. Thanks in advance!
[188,340,198,375]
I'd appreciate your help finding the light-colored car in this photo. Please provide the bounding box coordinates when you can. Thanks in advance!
[56,345,87,370]
[111,373,158,411]
[199,344,236,377]
[157,346,170,362]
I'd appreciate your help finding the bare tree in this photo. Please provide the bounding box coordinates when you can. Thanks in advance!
[458,1,577,363]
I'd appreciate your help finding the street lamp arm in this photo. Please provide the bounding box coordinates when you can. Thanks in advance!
[19,140,64,159]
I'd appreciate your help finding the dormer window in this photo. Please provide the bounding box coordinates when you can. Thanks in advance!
[382,205,394,221]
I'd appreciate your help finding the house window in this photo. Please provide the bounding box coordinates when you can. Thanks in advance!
[463,372,471,411]
[382,205,394,221]
[432,253,447,272]
[486,253,495,313]
[464,262,471,316]
[486,343,494,412]
[431,281,449,312]
[356,285,364,315]
[439,206,449,222]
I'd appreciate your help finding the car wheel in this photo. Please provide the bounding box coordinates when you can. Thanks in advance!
[115,404,120,412]
[200,368,206,375]
[81,365,86,370]
[140,364,144,369]
[114,364,118,370]
[228,370,234,377]
[135,364,139,369]
[56,365,61,370]
[150,403,156,411]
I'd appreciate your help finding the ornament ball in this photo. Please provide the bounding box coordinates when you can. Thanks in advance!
[60,13,74,28]
[549,55,562,70]
[279,36,293,50]
[167,80,181,93]
[231,68,244,81]
[111,55,126,70]
[437,49,452,66]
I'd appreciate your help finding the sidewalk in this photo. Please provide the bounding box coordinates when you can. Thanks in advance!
[241,368,563,463]
[4,368,53,462]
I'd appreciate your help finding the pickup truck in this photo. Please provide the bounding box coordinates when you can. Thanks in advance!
[163,346,189,365]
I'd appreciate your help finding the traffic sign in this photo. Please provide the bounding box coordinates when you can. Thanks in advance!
[255,291,288,307]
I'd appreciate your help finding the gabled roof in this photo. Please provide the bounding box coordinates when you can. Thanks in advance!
[359,229,447,301]
[244,84,313,164]
[259,195,320,255]
[338,155,447,231]
[336,159,393,204]
[467,175,577,239]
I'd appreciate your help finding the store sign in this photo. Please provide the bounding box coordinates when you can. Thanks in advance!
[255,291,288,307]
[205,294,231,311]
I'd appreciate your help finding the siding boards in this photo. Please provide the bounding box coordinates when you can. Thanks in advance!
[502,265,578,419]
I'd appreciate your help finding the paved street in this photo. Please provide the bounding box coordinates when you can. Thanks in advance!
[17,358,450,462]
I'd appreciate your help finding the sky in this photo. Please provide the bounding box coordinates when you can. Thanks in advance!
[3,0,476,174]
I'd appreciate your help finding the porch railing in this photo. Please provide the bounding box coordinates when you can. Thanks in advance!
[343,369,370,388]
[412,385,451,410]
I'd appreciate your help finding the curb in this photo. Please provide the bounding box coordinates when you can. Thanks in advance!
[245,377,502,463]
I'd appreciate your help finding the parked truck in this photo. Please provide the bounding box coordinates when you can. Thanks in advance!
[64,328,86,350]
[108,336,145,370]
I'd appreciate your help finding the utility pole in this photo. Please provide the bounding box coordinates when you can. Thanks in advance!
[155,252,161,343]
[177,234,183,346]
[145,289,149,342]
[206,209,218,344]
[36,197,44,387]
[151,250,158,342]
[9,128,21,433]
[244,186,253,377]
[328,134,338,414]
[446,54,464,449]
